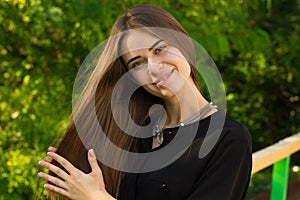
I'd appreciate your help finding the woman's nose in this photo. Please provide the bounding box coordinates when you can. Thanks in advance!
[147,58,162,76]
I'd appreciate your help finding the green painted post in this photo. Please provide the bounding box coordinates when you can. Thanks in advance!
[270,156,291,200]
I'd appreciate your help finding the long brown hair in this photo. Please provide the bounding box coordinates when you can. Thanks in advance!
[48,4,200,199]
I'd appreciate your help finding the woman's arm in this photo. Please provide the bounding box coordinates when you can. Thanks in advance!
[38,149,116,200]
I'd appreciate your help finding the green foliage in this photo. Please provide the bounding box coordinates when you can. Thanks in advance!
[0,0,299,199]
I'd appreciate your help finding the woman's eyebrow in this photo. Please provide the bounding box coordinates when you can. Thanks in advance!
[126,39,164,66]
[148,39,164,51]
[126,55,142,67]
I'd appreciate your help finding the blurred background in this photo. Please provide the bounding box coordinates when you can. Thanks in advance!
[0,0,299,199]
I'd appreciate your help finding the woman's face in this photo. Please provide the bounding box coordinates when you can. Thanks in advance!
[120,30,192,99]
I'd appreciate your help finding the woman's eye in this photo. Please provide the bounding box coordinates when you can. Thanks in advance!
[132,60,146,69]
[154,45,166,55]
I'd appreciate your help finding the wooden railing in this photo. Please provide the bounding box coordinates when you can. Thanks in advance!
[251,132,300,200]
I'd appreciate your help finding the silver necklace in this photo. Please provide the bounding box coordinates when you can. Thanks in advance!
[153,102,217,144]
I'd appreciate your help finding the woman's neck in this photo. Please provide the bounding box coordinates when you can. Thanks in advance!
[162,78,212,128]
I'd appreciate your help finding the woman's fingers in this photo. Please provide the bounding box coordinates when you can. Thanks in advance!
[38,150,113,200]
[38,172,68,190]
[38,160,69,181]
[44,156,52,163]
[88,149,101,174]
[43,183,70,199]
[46,152,77,175]
[48,146,57,152]
[44,146,57,163]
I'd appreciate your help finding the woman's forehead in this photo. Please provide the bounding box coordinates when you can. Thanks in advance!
[120,29,160,55]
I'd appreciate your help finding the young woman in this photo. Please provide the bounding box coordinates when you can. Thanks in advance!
[38,4,252,200]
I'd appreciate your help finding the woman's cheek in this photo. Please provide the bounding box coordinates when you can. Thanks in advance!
[129,70,151,85]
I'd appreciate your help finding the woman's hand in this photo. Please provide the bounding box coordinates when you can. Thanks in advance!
[43,146,57,163]
[38,149,115,200]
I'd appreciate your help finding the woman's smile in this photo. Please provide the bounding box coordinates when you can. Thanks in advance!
[153,68,175,86]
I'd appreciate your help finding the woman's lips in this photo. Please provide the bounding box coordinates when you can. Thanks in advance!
[154,68,175,86]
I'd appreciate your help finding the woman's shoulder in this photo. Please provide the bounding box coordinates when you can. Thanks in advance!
[222,117,251,143]
[197,109,251,145]
[194,111,252,160]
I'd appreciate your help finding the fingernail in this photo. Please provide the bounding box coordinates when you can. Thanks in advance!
[47,152,54,156]
[89,149,95,157]
[37,172,44,177]
[44,184,50,189]
[38,161,45,166]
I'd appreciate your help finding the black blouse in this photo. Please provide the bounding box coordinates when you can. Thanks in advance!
[118,110,252,200]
